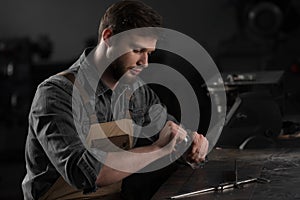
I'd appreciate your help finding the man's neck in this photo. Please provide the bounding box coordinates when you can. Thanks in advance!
[101,71,119,91]
[92,45,118,90]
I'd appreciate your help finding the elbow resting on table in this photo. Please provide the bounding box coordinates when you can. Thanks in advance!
[96,165,130,187]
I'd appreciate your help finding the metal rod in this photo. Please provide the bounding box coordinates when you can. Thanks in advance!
[170,186,216,199]
[235,159,238,184]
[170,159,270,199]
[170,178,259,199]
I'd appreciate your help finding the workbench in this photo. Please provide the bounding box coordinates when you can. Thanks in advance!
[152,148,300,200]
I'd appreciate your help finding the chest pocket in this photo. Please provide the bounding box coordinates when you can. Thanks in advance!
[130,107,147,127]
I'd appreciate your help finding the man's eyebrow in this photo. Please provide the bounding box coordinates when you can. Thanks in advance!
[130,43,145,49]
[129,42,155,50]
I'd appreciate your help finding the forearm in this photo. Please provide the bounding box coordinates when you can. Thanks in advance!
[96,143,169,186]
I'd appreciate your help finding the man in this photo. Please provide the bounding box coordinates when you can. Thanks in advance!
[22,1,209,199]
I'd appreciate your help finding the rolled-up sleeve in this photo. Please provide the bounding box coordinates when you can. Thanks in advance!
[31,78,104,193]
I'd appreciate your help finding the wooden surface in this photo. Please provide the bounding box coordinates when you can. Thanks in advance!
[152,148,300,200]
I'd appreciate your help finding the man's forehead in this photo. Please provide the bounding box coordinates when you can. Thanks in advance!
[132,35,157,47]
[119,33,157,47]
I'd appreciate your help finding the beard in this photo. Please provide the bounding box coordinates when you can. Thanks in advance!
[109,59,138,84]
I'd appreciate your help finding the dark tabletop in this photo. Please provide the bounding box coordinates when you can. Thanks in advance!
[152,148,300,200]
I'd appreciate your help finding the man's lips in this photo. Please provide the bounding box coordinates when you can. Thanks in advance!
[129,67,142,75]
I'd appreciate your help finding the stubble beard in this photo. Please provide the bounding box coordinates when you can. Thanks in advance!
[111,61,137,84]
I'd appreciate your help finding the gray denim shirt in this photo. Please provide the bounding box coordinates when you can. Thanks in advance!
[22,49,175,199]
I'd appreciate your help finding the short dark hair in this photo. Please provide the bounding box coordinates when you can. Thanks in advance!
[98,0,162,42]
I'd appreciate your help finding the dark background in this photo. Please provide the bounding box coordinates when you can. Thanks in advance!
[1,0,300,199]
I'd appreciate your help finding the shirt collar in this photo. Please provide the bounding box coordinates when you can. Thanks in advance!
[77,47,111,97]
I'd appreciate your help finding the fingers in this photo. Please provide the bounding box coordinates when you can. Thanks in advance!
[159,123,210,165]
[155,121,179,147]
[155,121,189,154]
[188,133,209,163]
[164,121,187,141]
[152,121,189,158]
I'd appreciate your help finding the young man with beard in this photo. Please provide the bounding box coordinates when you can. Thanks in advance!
[22,1,209,199]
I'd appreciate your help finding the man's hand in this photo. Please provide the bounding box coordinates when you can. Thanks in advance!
[153,121,187,154]
[97,121,188,186]
[186,132,209,164]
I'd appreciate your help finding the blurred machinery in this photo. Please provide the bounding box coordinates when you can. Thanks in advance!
[215,70,285,149]
[236,0,300,39]
[218,0,300,72]
[215,0,300,149]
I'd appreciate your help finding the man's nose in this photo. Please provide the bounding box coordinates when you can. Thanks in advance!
[137,52,148,68]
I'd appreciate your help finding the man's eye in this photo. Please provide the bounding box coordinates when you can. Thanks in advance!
[133,49,141,53]
[133,49,153,55]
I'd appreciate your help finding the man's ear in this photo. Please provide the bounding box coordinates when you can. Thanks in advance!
[102,28,113,47]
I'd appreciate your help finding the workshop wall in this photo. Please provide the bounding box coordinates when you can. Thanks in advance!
[0,0,236,62]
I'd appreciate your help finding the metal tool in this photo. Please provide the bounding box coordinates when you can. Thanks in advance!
[170,177,269,199]
[170,160,270,199]
[235,159,238,185]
